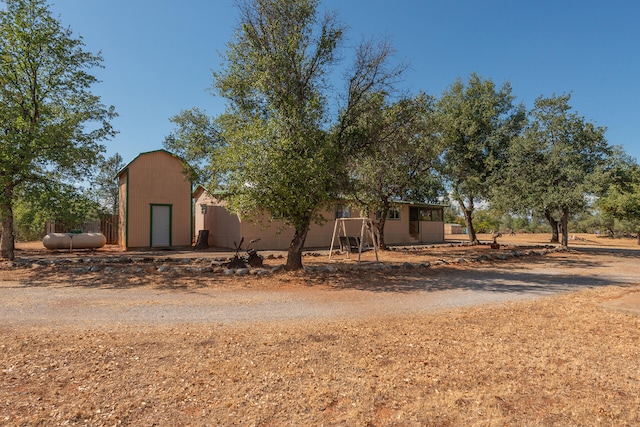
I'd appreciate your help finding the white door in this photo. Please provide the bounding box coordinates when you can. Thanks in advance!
[151,205,171,247]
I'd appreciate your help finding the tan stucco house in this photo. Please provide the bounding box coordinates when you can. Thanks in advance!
[117,150,193,249]
[193,186,445,250]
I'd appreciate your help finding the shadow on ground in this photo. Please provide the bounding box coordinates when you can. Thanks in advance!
[3,246,639,295]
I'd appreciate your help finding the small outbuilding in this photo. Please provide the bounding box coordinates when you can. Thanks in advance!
[445,223,464,234]
[117,150,193,249]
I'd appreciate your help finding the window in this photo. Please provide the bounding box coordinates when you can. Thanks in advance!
[419,207,443,222]
[335,204,351,219]
[376,208,400,220]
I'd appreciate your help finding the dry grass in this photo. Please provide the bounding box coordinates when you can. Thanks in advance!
[2,234,640,426]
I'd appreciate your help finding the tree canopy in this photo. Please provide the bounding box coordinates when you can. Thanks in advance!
[192,0,404,270]
[0,0,116,259]
[498,94,611,246]
[436,73,526,243]
[92,153,124,215]
[164,108,220,185]
[346,92,443,249]
[597,154,640,243]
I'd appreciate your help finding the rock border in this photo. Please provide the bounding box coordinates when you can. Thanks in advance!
[1,244,566,276]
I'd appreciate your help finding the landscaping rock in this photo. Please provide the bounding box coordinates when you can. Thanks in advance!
[362,263,389,270]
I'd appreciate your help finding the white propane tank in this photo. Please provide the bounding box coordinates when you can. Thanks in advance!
[42,233,107,250]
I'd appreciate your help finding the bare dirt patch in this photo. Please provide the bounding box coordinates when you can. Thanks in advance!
[2,234,640,425]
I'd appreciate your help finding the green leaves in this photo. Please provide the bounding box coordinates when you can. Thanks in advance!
[512,94,609,213]
[436,73,525,242]
[91,153,124,215]
[347,92,443,219]
[164,108,221,184]
[184,0,405,268]
[597,156,640,232]
[0,0,116,258]
[496,93,612,245]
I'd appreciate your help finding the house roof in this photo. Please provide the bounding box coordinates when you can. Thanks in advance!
[193,184,227,199]
[115,149,194,179]
[395,201,449,208]
[195,186,447,209]
[193,184,207,199]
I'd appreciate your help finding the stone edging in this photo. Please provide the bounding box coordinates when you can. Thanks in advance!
[0,245,566,276]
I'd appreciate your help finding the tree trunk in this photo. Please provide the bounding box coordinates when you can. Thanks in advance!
[606,226,615,238]
[560,208,569,247]
[194,230,209,250]
[0,220,14,260]
[376,214,387,250]
[544,209,560,243]
[462,208,478,244]
[286,223,310,271]
[456,195,478,244]
[0,185,15,260]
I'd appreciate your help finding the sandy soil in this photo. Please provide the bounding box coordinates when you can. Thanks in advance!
[1,233,640,426]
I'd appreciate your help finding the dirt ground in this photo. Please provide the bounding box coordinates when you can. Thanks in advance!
[2,233,640,426]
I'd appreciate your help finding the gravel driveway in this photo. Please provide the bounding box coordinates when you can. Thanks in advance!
[2,247,638,327]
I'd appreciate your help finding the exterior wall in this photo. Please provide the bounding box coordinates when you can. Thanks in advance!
[373,205,445,245]
[194,190,241,248]
[377,206,409,245]
[118,173,127,247]
[308,208,365,248]
[194,193,370,250]
[238,209,367,250]
[210,206,242,249]
[193,192,445,250]
[119,151,192,249]
[420,220,445,243]
[194,189,217,245]
[194,204,205,242]
[238,216,293,250]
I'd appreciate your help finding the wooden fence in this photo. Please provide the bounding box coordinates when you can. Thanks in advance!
[99,215,119,244]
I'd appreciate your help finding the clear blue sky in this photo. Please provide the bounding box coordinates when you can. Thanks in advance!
[48,0,640,165]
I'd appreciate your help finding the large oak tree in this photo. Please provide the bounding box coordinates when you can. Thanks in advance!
[205,0,403,270]
[436,73,525,244]
[0,0,116,259]
[499,94,611,246]
[346,92,443,249]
